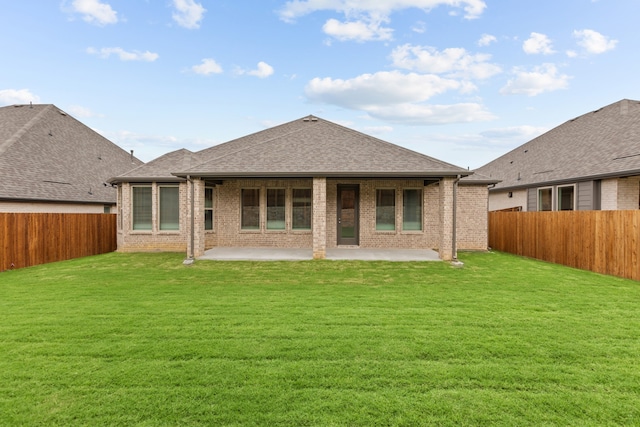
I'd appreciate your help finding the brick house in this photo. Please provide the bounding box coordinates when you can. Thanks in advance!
[0,104,143,213]
[477,99,640,212]
[110,116,495,260]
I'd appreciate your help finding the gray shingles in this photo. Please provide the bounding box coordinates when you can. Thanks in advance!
[180,116,472,177]
[476,99,640,190]
[0,104,143,204]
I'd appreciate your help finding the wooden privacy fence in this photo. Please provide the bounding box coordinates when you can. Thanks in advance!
[0,213,117,271]
[489,210,640,281]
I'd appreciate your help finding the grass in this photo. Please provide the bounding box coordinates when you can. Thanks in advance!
[1,251,639,426]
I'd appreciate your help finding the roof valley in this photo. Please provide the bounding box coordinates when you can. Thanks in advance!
[0,105,52,156]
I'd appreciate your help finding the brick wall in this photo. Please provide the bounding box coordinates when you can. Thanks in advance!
[117,182,189,252]
[457,184,489,250]
[117,177,489,256]
[617,176,640,210]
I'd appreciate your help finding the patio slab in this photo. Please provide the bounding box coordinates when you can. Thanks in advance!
[198,247,440,262]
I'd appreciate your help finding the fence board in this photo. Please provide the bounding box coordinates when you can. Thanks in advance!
[0,213,117,271]
[489,210,640,281]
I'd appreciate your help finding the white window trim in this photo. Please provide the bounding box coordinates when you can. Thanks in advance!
[557,184,577,211]
[537,186,554,211]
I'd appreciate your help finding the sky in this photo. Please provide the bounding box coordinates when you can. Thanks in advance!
[1,0,638,169]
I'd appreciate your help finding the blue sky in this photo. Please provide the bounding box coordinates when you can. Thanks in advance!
[1,0,636,168]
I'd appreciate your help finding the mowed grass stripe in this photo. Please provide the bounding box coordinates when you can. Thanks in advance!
[1,252,639,425]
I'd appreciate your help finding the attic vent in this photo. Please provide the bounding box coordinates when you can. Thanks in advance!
[58,110,67,116]
[303,115,318,122]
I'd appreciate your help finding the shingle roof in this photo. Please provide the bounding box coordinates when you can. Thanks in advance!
[477,99,640,191]
[113,115,474,182]
[0,104,143,204]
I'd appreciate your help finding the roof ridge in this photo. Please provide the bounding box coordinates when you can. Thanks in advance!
[0,104,53,156]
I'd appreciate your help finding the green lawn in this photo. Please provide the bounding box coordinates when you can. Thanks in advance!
[1,252,639,426]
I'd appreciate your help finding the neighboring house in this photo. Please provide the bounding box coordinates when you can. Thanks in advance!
[110,115,496,260]
[477,99,640,212]
[0,104,143,213]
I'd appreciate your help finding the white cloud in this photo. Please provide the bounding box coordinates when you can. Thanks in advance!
[477,34,496,47]
[87,47,159,62]
[365,103,496,125]
[279,0,487,22]
[236,62,274,78]
[70,0,118,25]
[305,71,462,109]
[322,18,393,42]
[171,0,206,29]
[304,71,494,125]
[191,58,223,75]
[573,29,618,54]
[500,63,571,96]
[523,32,555,55]
[0,89,41,106]
[390,44,501,80]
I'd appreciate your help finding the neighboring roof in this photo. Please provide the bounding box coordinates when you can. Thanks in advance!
[113,115,475,182]
[477,99,640,191]
[114,148,196,183]
[0,104,143,204]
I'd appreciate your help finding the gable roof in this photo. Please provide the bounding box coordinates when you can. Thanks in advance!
[0,104,143,204]
[477,99,640,191]
[112,115,473,182]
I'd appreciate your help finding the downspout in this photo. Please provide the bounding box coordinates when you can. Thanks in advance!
[452,174,462,261]
[187,175,195,260]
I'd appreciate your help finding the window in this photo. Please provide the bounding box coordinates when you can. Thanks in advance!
[292,188,312,230]
[403,189,422,231]
[376,189,395,230]
[538,188,553,211]
[132,186,152,230]
[205,187,214,230]
[159,186,179,230]
[267,188,286,230]
[241,189,260,230]
[558,185,575,211]
[104,205,111,214]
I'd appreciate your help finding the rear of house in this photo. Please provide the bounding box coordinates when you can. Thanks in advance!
[111,116,494,260]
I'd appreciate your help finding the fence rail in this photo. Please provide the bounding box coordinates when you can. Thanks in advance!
[0,213,117,271]
[489,210,640,281]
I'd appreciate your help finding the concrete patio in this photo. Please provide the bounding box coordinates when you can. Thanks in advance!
[198,247,441,262]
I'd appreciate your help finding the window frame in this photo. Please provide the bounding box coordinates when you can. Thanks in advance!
[557,184,576,211]
[131,185,152,231]
[291,188,312,231]
[205,187,214,231]
[158,185,180,231]
[537,187,553,211]
[402,188,423,232]
[241,188,261,230]
[266,188,286,231]
[376,188,396,231]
